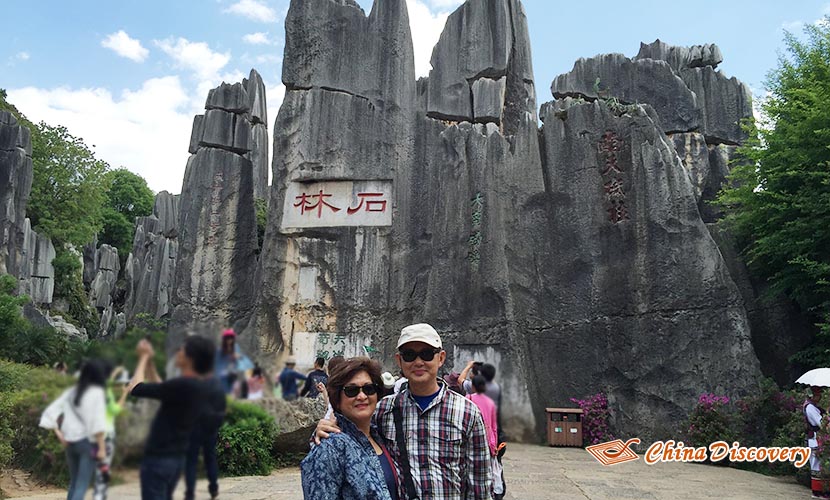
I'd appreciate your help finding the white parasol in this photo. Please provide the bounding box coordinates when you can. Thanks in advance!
[796,368,830,387]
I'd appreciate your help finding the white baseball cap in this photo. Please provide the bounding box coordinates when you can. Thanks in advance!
[396,323,442,349]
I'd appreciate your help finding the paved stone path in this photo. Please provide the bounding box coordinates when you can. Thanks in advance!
[11,444,808,499]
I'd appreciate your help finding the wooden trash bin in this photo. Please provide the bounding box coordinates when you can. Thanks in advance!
[546,408,583,447]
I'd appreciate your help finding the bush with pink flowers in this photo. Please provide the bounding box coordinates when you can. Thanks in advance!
[570,393,615,446]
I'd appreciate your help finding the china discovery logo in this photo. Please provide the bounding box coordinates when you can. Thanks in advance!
[585,438,641,466]
[586,438,811,468]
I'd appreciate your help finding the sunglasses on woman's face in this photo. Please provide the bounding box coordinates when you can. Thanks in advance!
[399,348,442,363]
[342,383,380,398]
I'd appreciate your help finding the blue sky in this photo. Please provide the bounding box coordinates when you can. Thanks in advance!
[3,0,829,193]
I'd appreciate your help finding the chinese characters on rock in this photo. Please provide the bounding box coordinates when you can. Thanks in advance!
[598,131,630,224]
[467,192,484,269]
[315,333,347,360]
[293,190,388,218]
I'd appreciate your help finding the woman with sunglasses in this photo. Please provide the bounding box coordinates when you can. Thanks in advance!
[301,357,397,500]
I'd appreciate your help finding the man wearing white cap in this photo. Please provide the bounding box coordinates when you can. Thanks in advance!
[316,323,492,500]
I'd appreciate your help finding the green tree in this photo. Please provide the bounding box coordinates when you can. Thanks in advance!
[100,168,154,257]
[28,123,110,248]
[718,19,830,366]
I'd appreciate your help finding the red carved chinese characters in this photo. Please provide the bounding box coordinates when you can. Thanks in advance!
[294,189,389,218]
[294,190,342,218]
[347,192,387,214]
[598,131,630,223]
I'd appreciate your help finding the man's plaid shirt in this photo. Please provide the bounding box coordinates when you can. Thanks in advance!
[374,381,493,500]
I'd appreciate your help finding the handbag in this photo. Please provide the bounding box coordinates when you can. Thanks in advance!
[392,393,420,500]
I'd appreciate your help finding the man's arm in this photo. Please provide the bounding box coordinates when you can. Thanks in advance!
[458,360,475,386]
[465,409,493,500]
[145,355,162,383]
[128,339,156,394]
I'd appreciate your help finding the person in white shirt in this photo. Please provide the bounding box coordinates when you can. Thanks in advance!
[804,385,828,499]
[40,359,108,500]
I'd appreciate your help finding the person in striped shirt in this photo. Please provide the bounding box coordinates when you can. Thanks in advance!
[316,324,493,500]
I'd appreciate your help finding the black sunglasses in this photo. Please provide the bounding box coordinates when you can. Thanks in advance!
[342,383,380,398]
[399,348,442,363]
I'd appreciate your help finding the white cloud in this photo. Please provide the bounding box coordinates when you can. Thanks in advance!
[101,30,149,62]
[8,77,194,193]
[16,52,30,61]
[243,32,272,45]
[406,0,452,77]
[426,0,463,9]
[225,0,277,22]
[154,37,231,82]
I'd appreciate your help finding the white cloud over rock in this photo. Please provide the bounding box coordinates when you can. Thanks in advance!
[225,0,278,23]
[8,77,195,193]
[406,0,452,77]
[154,37,231,82]
[243,32,273,45]
[101,30,149,62]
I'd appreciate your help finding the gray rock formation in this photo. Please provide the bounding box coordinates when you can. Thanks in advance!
[16,219,55,304]
[536,98,760,439]
[243,69,269,201]
[425,0,511,121]
[680,67,752,144]
[244,0,541,441]
[707,225,814,384]
[254,397,328,454]
[166,0,796,442]
[635,39,723,72]
[89,244,120,335]
[551,54,701,133]
[671,132,710,201]
[0,111,33,277]
[169,79,259,348]
[23,302,87,339]
[89,244,119,308]
[125,191,179,321]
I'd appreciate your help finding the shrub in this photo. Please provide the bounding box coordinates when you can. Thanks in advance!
[684,393,735,455]
[52,248,99,335]
[774,400,815,486]
[732,380,800,474]
[570,393,614,446]
[0,361,74,487]
[217,400,278,476]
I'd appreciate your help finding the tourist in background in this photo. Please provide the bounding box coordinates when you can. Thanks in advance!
[215,328,253,394]
[39,359,108,500]
[301,357,396,500]
[467,374,504,499]
[129,336,216,500]
[247,365,266,400]
[804,385,826,498]
[301,357,328,398]
[277,356,307,401]
[185,375,226,500]
[380,372,397,398]
[92,365,130,500]
[460,360,504,443]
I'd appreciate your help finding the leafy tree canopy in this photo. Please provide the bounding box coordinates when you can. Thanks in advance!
[99,168,154,257]
[718,19,830,365]
[28,123,110,247]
